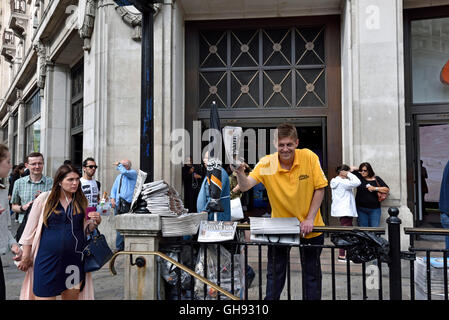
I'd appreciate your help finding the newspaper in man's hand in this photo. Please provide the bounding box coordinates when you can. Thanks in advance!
[222,126,243,166]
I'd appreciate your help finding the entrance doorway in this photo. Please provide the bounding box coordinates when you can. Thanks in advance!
[216,117,328,223]
[414,116,449,227]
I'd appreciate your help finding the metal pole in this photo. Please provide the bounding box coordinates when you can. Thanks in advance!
[387,207,402,300]
[140,8,154,182]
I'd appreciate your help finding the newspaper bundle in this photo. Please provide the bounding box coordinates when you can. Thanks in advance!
[414,256,449,300]
[141,180,188,215]
[198,221,238,242]
[249,217,300,245]
[161,212,208,237]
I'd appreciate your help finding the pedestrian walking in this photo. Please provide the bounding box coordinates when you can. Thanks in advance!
[330,164,361,261]
[0,144,22,300]
[110,159,137,252]
[16,164,101,300]
[8,163,26,222]
[80,157,101,211]
[10,153,53,224]
[350,162,389,227]
[234,123,328,300]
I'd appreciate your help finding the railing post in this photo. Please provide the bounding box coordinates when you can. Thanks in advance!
[387,207,402,300]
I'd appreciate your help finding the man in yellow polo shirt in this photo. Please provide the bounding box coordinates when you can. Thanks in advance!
[234,123,327,300]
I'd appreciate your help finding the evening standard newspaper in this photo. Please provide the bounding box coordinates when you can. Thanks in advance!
[197,220,238,242]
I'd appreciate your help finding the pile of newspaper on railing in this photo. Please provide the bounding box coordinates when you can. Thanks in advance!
[141,180,188,215]
[161,212,208,237]
[140,180,208,237]
[249,217,300,245]
[414,256,449,300]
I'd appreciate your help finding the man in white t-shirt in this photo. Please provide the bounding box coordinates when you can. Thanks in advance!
[80,157,101,209]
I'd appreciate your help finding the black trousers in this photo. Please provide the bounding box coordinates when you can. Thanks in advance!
[265,234,324,300]
[0,256,5,300]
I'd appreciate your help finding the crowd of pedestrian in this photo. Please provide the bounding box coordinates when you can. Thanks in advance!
[0,142,139,300]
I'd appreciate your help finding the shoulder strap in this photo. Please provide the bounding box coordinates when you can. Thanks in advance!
[118,174,124,196]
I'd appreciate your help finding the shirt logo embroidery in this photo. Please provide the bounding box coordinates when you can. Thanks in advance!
[298,175,309,180]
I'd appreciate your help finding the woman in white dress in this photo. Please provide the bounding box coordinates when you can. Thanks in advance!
[330,164,361,261]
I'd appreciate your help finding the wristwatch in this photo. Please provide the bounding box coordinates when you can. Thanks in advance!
[376,187,379,191]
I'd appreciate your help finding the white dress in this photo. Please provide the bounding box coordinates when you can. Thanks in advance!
[330,172,361,218]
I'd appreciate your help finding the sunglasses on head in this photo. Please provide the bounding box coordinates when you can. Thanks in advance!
[86,165,98,169]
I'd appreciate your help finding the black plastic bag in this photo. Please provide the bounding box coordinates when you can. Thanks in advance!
[330,230,390,264]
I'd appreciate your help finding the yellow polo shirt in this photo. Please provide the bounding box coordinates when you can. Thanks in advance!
[249,148,328,239]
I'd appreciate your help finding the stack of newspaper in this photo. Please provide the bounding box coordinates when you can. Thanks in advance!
[414,256,449,300]
[141,180,188,215]
[161,212,208,237]
[249,217,300,244]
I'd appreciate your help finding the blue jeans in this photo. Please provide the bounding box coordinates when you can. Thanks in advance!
[114,207,124,251]
[440,212,449,250]
[357,206,382,227]
[265,234,324,300]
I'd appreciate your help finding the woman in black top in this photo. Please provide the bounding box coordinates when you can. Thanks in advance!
[351,162,390,227]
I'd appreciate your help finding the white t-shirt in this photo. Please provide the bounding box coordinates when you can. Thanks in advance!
[80,178,99,208]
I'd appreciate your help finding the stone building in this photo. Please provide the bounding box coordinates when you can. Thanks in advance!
[1,0,449,240]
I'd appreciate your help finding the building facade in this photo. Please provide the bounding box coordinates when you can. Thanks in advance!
[1,0,449,242]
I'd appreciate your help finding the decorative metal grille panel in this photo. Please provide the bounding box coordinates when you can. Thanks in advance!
[198,26,326,109]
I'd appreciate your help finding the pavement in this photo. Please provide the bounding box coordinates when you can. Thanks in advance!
[2,218,447,300]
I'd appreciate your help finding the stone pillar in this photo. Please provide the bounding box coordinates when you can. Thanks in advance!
[84,0,141,194]
[341,0,411,249]
[153,0,184,191]
[115,213,161,300]
[41,63,71,174]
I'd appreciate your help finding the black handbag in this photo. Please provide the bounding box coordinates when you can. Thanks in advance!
[15,204,32,242]
[83,228,113,272]
[117,174,131,214]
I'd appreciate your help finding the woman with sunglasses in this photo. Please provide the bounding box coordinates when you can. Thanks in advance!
[350,162,390,227]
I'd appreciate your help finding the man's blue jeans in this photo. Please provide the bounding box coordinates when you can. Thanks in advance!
[265,234,324,300]
[357,206,382,227]
[440,212,449,250]
[114,207,124,251]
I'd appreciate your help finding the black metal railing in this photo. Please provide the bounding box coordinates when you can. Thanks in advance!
[110,208,449,300]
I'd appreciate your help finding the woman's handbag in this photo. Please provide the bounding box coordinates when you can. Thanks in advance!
[83,228,114,272]
[375,178,389,202]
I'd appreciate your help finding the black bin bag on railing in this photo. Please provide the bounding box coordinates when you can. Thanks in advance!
[330,230,390,264]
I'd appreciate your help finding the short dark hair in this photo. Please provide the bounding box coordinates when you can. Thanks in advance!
[359,162,375,177]
[82,157,96,167]
[336,164,350,175]
[25,152,44,163]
